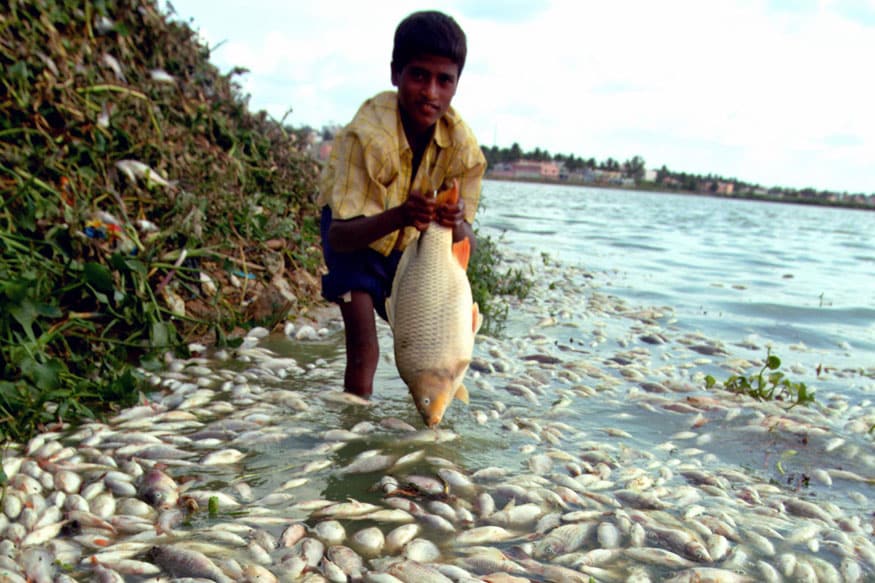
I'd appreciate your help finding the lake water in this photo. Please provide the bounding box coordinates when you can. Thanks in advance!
[477,180,875,399]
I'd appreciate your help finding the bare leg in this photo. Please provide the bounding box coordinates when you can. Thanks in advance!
[338,290,378,398]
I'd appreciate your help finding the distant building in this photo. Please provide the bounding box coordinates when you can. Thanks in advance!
[592,169,624,184]
[488,160,560,180]
[715,181,734,195]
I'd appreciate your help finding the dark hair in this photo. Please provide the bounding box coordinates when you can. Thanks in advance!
[392,11,467,76]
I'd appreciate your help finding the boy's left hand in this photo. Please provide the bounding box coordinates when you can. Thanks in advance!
[435,198,465,230]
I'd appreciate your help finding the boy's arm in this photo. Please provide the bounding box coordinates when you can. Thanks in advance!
[327,190,438,253]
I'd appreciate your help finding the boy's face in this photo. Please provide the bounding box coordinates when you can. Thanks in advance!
[392,54,459,137]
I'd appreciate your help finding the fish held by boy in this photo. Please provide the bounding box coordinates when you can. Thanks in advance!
[386,179,483,427]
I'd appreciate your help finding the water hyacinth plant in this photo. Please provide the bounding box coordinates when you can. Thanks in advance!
[705,349,816,408]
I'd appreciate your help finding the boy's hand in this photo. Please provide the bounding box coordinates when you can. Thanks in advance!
[401,190,437,231]
[436,197,465,230]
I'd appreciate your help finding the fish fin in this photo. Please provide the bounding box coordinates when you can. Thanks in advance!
[452,237,471,270]
[434,178,459,206]
[455,384,469,404]
[472,302,483,334]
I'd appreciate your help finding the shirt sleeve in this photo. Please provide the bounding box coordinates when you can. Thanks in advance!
[321,130,391,221]
[443,121,486,224]
[458,140,486,224]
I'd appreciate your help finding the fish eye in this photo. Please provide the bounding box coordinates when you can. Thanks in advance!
[422,397,430,406]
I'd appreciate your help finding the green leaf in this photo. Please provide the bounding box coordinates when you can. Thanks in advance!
[766,355,781,369]
[2,281,28,302]
[35,303,62,318]
[22,358,64,391]
[0,381,22,407]
[84,262,115,293]
[151,320,170,347]
[8,298,37,335]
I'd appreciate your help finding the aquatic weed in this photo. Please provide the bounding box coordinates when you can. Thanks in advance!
[468,229,534,336]
[705,349,816,407]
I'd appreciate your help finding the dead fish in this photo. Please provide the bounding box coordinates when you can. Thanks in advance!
[137,467,179,509]
[404,538,441,562]
[385,524,421,554]
[311,499,382,519]
[276,523,308,549]
[200,448,246,465]
[352,526,385,555]
[664,567,755,582]
[114,160,176,189]
[241,563,277,583]
[387,560,454,582]
[146,545,232,583]
[454,525,516,545]
[489,502,543,528]
[327,545,365,579]
[386,180,482,427]
[21,548,55,583]
[534,522,595,559]
[624,547,695,569]
[340,454,397,475]
[313,520,346,545]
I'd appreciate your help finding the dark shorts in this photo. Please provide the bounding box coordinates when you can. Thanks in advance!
[320,206,402,321]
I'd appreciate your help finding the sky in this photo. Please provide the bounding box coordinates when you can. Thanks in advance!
[162,0,875,194]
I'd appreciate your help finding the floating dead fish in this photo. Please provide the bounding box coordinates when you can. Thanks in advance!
[146,545,232,582]
[136,467,179,509]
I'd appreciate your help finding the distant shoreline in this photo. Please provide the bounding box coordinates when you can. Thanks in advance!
[484,175,875,212]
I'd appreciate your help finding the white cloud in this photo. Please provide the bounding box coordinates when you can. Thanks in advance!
[166,0,874,192]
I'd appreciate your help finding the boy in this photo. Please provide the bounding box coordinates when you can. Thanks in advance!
[318,10,486,398]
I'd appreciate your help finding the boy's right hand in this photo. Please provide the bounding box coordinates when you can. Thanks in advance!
[401,190,437,231]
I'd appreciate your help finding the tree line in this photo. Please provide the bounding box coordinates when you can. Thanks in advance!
[481,142,645,178]
[479,142,872,202]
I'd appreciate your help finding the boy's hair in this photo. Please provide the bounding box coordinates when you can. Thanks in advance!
[392,11,467,76]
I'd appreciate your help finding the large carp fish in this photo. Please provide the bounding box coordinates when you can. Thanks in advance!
[386,179,483,427]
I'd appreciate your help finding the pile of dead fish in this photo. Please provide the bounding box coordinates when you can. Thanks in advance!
[2,255,874,582]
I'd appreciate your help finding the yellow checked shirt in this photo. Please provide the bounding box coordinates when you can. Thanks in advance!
[318,91,486,256]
